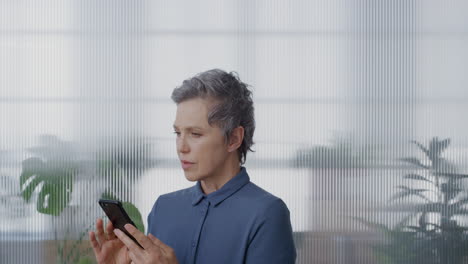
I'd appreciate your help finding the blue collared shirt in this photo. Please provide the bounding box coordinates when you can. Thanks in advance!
[147,167,296,264]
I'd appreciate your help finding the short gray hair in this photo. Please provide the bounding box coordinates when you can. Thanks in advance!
[171,69,255,164]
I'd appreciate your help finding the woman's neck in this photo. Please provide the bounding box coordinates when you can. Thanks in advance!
[200,156,240,195]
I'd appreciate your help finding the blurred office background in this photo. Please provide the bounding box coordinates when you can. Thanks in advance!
[2,0,468,263]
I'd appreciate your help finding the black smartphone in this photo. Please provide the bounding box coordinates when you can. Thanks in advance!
[98,199,144,249]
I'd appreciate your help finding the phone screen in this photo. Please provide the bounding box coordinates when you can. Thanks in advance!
[98,199,144,248]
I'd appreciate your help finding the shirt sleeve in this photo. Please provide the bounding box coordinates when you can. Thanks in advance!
[245,198,297,264]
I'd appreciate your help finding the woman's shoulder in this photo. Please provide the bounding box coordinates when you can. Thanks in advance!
[237,182,290,215]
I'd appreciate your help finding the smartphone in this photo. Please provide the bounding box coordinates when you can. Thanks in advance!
[98,199,144,249]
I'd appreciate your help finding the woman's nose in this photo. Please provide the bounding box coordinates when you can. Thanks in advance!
[177,136,190,153]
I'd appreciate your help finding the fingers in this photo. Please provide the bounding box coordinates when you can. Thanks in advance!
[128,249,144,264]
[114,228,145,253]
[95,218,107,244]
[89,231,101,256]
[106,220,116,240]
[123,224,154,250]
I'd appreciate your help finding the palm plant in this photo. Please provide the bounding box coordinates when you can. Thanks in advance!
[373,137,468,264]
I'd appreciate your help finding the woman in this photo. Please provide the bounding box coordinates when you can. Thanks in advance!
[89,69,296,264]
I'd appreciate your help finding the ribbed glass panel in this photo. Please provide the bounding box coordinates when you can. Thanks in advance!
[1,0,468,263]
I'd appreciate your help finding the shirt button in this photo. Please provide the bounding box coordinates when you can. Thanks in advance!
[192,242,196,247]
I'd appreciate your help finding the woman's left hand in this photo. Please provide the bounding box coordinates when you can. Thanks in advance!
[113,224,179,264]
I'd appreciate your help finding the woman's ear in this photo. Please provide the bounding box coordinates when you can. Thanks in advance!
[228,126,244,153]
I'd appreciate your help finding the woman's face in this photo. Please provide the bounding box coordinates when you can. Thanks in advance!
[173,97,230,182]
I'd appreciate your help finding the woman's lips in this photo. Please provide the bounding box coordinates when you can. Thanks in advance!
[181,160,194,169]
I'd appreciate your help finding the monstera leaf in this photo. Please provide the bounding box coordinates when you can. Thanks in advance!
[20,157,77,216]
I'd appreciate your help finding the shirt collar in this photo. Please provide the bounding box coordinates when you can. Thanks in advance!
[191,167,250,207]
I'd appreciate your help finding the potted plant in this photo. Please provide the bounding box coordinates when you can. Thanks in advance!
[19,134,155,263]
[364,137,468,264]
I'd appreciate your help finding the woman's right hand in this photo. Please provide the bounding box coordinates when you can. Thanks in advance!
[89,218,131,264]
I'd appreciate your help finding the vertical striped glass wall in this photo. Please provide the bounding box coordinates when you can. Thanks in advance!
[1,1,468,263]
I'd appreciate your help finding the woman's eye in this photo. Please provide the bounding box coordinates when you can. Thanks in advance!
[173,131,181,136]
[192,133,201,137]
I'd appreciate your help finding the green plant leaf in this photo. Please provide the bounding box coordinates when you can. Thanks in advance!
[20,176,41,202]
[390,191,431,203]
[383,202,443,213]
[435,172,468,179]
[378,137,468,263]
[449,197,468,212]
[20,157,76,216]
[351,216,390,232]
[411,140,431,160]
[433,157,457,174]
[441,182,462,202]
[400,157,429,169]
[389,186,431,202]
[37,181,72,216]
[20,158,45,202]
[429,137,450,159]
[122,201,145,233]
[403,173,433,183]
[453,208,468,215]
[413,202,444,213]
[75,256,94,264]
